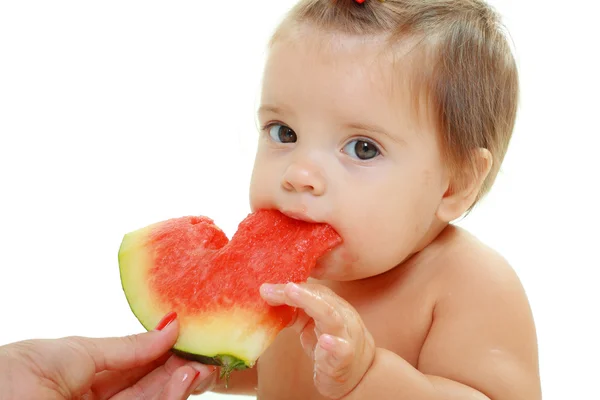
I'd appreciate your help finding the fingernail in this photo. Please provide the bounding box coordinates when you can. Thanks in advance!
[190,363,216,377]
[190,364,217,393]
[286,283,301,298]
[154,311,177,331]
[319,334,336,350]
[260,283,281,298]
[182,370,199,384]
[260,283,274,294]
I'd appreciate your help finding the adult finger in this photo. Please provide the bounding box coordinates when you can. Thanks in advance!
[111,355,215,400]
[158,364,215,400]
[71,311,180,373]
[90,352,171,399]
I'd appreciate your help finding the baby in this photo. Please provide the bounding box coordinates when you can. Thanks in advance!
[205,0,541,398]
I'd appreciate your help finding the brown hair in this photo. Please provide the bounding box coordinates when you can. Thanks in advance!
[270,0,519,208]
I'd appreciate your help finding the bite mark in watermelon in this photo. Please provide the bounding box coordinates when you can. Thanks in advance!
[118,209,342,380]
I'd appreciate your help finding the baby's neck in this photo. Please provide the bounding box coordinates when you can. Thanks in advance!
[413,220,451,255]
[315,221,452,291]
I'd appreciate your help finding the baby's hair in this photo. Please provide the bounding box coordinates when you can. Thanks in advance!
[270,0,518,208]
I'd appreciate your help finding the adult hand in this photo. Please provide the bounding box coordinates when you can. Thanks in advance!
[0,312,216,399]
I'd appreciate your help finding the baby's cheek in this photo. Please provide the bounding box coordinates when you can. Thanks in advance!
[311,244,357,280]
[357,222,413,268]
[248,180,275,211]
[339,246,359,265]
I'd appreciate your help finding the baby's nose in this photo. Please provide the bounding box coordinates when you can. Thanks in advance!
[281,162,326,196]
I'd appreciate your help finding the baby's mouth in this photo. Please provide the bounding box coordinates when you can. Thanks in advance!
[280,209,320,223]
[310,259,327,276]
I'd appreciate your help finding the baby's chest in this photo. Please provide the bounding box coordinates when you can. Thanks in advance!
[256,289,433,399]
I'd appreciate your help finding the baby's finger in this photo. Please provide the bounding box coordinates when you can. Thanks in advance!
[313,334,355,399]
[299,319,318,360]
[282,283,347,339]
[259,283,287,306]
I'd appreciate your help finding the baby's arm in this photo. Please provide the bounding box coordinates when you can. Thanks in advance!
[419,253,540,399]
[348,254,541,400]
[261,251,540,400]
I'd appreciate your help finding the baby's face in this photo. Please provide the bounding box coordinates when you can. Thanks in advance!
[250,28,449,281]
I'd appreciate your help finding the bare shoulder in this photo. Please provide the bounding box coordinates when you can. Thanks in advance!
[416,225,541,400]
[427,225,525,292]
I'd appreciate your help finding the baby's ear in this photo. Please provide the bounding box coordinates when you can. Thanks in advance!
[436,148,493,222]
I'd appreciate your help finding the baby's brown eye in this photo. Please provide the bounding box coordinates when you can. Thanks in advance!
[269,124,297,143]
[344,139,380,160]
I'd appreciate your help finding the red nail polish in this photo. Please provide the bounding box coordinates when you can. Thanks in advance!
[155,311,177,331]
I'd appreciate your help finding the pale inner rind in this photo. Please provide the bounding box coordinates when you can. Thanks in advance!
[178,309,275,366]
[118,227,276,366]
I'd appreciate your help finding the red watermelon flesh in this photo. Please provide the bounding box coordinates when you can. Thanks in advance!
[118,209,342,376]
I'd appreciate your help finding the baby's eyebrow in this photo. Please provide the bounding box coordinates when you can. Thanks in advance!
[258,104,292,117]
[344,122,404,144]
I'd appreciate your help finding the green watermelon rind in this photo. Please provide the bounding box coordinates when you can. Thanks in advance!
[118,224,257,376]
[171,349,248,386]
[117,210,342,386]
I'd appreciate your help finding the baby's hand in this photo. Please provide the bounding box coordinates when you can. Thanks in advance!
[260,282,375,399]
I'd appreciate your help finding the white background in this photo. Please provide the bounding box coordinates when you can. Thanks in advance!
[1,1,598,399]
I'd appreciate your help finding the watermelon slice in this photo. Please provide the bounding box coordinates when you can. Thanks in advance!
[118,209,342,380]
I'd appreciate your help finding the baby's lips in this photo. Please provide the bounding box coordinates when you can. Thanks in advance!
[281,208,319,223]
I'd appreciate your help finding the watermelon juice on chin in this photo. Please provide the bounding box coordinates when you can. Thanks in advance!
[118,209,342,381]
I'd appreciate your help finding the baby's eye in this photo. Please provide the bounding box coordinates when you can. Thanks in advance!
[268,124,297,144]
[343,139,380,160]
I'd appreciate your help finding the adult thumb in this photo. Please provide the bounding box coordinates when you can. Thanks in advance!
[74,311,180,373]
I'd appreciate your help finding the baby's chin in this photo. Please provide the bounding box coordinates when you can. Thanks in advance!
[309,259,333,279]
[310,248,359,281]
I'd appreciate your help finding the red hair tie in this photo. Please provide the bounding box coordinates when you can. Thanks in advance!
[355,0,366,3]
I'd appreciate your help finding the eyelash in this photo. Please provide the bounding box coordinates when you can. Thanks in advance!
[261,122,281,133]
[260,122,383,159]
